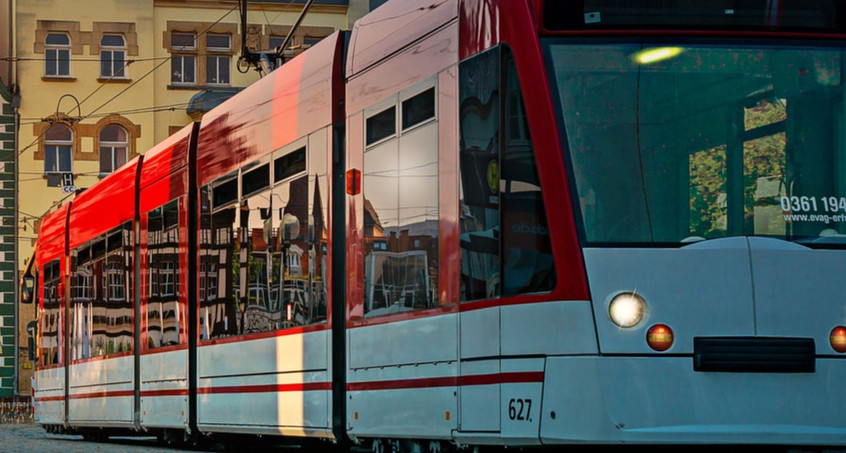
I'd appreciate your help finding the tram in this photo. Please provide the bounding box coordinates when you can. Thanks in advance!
[24,0,846,449]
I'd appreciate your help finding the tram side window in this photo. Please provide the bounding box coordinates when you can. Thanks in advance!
[458,46,555,301]
[70,246,92,361]
[363,81,440,317]
[270,168,315,328]
[307,144,329,325]
[147,199,182,348]
[241,163,275,333]
[200,177,240,340]
[274,145,328,328]
[366,106,397,146]
[39,259,61,367]
[200,148,325,339]
[103,223,132,355]
[69,222,132,359]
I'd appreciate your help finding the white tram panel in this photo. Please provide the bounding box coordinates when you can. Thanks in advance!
[33,368,64,425]
[453,358,544,447]
[498,358,543,446]
[584,237,757,353]
[748,236,846,349]
[140,349,188,428]
[457,358,499,433]
[540,355,846,445]
[347,362,458,439]
[67,355,133,425]
[349,313,457,369]
[197,329,331,435]
[347,314,458,439]
[500,301,597,356]
[457,306,499,433]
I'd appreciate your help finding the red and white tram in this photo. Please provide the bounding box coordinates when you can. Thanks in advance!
[25,0,846,449]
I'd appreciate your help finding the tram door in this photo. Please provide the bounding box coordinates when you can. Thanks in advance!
[457,43,555,434]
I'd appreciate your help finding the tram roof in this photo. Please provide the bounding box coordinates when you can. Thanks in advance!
[196,31,344,187]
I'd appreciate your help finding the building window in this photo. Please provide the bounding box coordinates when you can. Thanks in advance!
[269,36,294,56]
[267,26,331,57]
[206,34,230,85]
[45,33,70,77]
[44,123,73,175]
[100,124,128,175]
[100,34,126,78]
[171,32,196,85]
[303,36,323,48]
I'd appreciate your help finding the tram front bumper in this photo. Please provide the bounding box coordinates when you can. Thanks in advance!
[540,355,846,446]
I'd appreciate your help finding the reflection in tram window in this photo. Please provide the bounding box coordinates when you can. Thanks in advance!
[70,222,133,359]
[363,81,440,317]
[146,199,181,349]
[200,178,239,340]
[242,185,274,333]
[39,260,61,366]
[458,48,500,301]
[200,147,327,339]
[271,164,328,329]
[458,46,555,301]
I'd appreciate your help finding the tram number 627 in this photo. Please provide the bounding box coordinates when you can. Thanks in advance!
[507,398,532,421]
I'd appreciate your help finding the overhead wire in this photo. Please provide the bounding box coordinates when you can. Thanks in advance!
[17,101,196,127]
[0,55,173,63]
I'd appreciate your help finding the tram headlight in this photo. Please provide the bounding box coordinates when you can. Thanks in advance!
[608,292,646,328]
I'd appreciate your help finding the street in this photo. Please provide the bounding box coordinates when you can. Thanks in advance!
[0,423,215,453]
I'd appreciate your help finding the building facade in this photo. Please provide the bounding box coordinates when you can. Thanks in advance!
[11,0,367,396]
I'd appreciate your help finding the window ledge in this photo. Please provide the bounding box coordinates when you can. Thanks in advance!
[42,76,76,82]
[167,84,200,90]
[97,77,132,83]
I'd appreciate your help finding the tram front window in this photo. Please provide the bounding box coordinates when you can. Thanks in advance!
[545,41,846,246]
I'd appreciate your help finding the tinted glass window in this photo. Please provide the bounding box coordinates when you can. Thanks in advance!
[547,41,846,246]
[146,199,182,349]
[402,87,436,130]
[363,84,440,317]
[242,163,270,197]
[172,33,195,49]
[69,223,133,361]
[46,33,69,45]
[459,48,501,301]
[543,0,844,32]
[274,147,306,182]
[45,124,71,141]
[206,34,230,50]
[213,177,238,209]
[366,106,396,146]
[101,34,124,47]
[459,46,555,300]
[39,259,62,367]
[200,186,239,339]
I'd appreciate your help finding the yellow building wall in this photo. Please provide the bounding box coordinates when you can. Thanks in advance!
[16,0,351,271]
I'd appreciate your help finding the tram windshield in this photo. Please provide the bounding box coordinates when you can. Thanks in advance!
[545,41,846,246]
